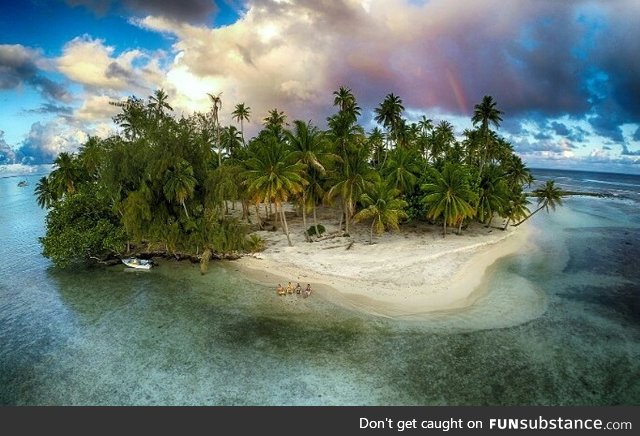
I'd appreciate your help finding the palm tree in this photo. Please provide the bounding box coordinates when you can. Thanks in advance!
[243,137,306,246]
[472,95,503,175]
[287,120,331,240]
[374,93,405,150]
[476,164,509,226]
[333,86,361,123]
[221,126,244,159]
[327,144,377,235]
[163,160,197,218]
[111,96,148,140]
[263,108,286,129]
[504,155,533,187]
[514,180,564,226]
[503,192,530,230]
[51,152,80,196]
[207,92,223,167]
[431,121,455,164]
[353,181,408,244]
[232,103,251,144]
[34,176,57,209]
[367,127,385,168]
[148,89,173,119]
[77,136,103,179]
[382,147,421,195]
[422,163,478,237]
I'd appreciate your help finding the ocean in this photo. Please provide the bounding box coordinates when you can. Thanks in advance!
[0,168,639,405]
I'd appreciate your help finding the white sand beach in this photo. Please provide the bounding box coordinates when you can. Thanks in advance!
[237,205,530,318]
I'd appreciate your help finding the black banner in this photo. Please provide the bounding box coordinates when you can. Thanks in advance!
[1,406,637,435]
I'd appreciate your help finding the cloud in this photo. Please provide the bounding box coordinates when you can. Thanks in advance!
[0,44,72,102]
[25,103,74,115]
[57,36,146,91]
[14,121,88,164]
[65,0,218,24]
[550,122,570,137]
[129,0,640,141]
[515,138,577,156]
[74,94,122,122]
[621,144,640,156]
[0,130,16,164]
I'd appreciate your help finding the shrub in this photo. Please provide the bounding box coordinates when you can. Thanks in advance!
[306,224,326,236]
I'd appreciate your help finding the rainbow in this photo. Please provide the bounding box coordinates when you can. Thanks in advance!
[446,68,468,114]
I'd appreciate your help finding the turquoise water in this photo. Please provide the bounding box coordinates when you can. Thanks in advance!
[1,170,639,405]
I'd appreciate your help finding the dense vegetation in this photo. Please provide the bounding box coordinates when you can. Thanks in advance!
[36,88,563,267]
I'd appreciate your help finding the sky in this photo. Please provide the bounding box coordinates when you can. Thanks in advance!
[1,0,639,174]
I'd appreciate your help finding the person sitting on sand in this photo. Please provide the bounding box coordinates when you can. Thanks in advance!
[287,281,294,294]
[276,284,285,296]
[295,282,302,294]
[303,283,312,298]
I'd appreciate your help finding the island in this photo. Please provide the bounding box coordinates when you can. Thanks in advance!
[34,88,564,314]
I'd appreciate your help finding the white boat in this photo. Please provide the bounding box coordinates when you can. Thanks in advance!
[122,258,153,270]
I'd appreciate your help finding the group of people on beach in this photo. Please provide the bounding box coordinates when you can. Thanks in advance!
[277,282,312,298]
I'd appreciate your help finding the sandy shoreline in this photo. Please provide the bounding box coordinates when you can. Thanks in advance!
[236,205,530,318]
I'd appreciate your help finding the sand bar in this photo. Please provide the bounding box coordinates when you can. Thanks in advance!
[236,206,530,318]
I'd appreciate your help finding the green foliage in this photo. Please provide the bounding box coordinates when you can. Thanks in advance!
[246,234,266,252]
[306,224,326,236]
[40,187,126,267]
[36,89,561,265]
[353,180,408,243]
[421,163,478,236]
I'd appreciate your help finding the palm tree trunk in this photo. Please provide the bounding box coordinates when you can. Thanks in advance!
[514,205,545,226]
[302,192,309,242]
[458,218,463,235]
[241,201,248,220]
[182,201,190,219]
[443,204,448,237]
[313,203,320,236]
[370,220,375,245]
[503,217,510,230]
[344,201,350,235]
[254,204,262,228]
[280,205,292,246]
[273,202,279,229]
[217,123,222,168]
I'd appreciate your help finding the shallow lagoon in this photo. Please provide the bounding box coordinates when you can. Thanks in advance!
[1,171,639,405]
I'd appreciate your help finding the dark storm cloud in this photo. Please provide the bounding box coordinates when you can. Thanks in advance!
[550,122,570,137]
[567,126,589,143]
[0,44,72,102]
[333,2,593,118]
[534,131,552,141]
[66,0,218,23]
[588,113,624,143]
[314,0,638,149]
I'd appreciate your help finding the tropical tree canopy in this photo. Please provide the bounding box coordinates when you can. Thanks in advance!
[36,89,562,266]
